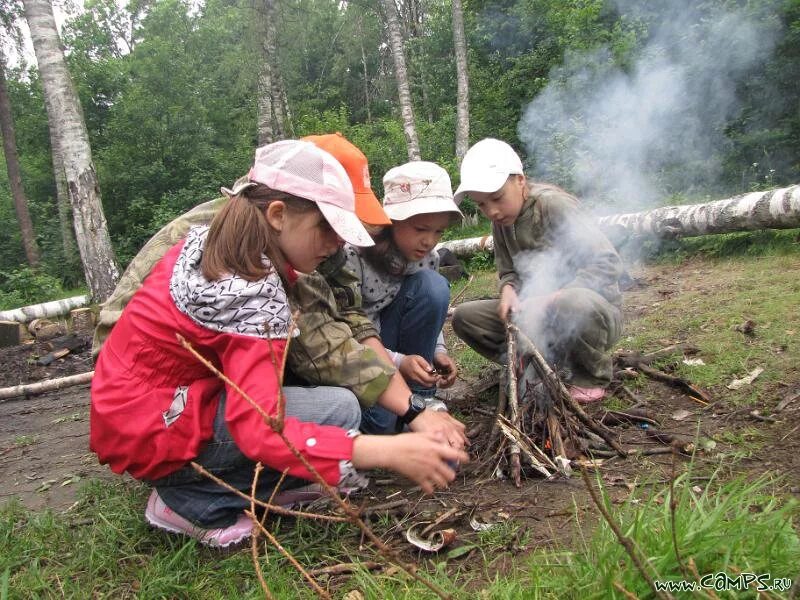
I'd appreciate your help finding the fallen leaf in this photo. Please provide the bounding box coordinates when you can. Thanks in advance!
[446,544,477,559]
[682,358,706,366]
[671,409,692,421]
[342,591,364,600]
[727,367,765,390]
[700,439,717,451]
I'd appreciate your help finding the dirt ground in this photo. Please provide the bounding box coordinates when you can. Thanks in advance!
[1,258,799,553]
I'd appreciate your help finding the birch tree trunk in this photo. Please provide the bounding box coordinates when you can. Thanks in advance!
[0,53,40,267]
[380,0,420,161]
[357,14,372,123]
[596,185,800,238]
[256,0,276,145]
[22,0,119,302]
[451,0,470,164]
[43,88,78,274]
[438,185,800,257]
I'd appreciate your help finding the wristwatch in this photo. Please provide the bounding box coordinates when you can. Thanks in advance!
[395,393,427,432]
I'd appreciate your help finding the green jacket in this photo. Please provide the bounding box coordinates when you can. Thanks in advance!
[92,197,393,407]
[493,183,623,306]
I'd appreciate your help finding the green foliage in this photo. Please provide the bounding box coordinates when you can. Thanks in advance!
[512,471,800,598]
[2,0,800,292]
[0,267,65,309]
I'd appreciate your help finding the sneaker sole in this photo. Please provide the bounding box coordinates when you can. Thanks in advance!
[145,502,251,548]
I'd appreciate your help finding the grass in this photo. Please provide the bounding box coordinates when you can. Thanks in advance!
[1,467,796,598]
[621,253,800,402]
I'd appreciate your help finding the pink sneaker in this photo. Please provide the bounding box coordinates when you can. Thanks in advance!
[272,483,326,508]
[145,490,252,548]
[568,385,606,404]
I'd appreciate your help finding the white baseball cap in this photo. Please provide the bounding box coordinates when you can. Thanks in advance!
[453,138,525,204]
[222,140,374,247]
[382,161,463,223]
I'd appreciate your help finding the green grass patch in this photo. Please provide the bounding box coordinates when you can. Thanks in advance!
[2,465,797,597]
[620,253,800,403]
[483,471,799,599]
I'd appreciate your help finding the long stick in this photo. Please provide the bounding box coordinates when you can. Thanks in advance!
[508,325,627,457]
[580,468,675,600]
[505,323,522,487]
[249,463,275,600]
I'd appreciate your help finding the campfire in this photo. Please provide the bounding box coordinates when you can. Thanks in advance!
[472,324,706,486]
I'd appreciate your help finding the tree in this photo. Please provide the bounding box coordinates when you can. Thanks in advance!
[0,51,41,267]
[451,0,469,164]
[22,0,119,301]
[256,0,279,144]
[379,0,420,161]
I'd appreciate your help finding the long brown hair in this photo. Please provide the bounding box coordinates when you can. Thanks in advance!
[202,178,317,283]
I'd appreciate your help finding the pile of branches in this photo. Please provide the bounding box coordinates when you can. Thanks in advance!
[474,324,626,486]
[473,327,709,486]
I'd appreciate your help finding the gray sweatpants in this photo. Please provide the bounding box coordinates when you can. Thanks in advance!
[151,386,360,527]
[452,287,623,387]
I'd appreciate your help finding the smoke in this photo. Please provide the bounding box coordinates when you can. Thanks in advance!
[517,0,780,214]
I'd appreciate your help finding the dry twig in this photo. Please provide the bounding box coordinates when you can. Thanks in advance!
[580,468,675,600]
[581,469,674,600]
[505,323,522,487]
[307,562,383,577]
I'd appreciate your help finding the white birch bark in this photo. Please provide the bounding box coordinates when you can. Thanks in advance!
[380,0,421,161]
[451,0,470,164]
[439,185,800,257]
[256,0,276,145]
[0,294,89,323]
[596,185,800,237]
[22,0,120,302]
[43,87,78,272]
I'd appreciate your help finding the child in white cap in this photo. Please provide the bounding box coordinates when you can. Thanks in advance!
[340,161,463,434]
[90,141,467,547]
[452,138,624,403]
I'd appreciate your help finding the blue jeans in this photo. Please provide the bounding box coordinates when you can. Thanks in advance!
[360,269,450,434]
[150,386,360,527]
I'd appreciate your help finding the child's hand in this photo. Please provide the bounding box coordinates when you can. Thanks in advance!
[498,285,520,322]
[353,432,468,494]
[399,355,438,386]
[432,353,457,387]
[409,408,468,450]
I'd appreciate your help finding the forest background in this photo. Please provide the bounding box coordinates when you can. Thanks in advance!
[0,0,798,306]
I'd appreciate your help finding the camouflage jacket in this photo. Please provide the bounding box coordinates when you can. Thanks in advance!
[493,183,623,307]
[92,197,393,407]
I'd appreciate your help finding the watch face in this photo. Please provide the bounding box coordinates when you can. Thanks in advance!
[410,394,427,411]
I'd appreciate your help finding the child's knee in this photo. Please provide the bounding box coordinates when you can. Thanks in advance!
[407,269,450,307]
[327,388,361,430]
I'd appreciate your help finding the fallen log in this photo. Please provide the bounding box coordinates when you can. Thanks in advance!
[0,295,89,324]
[0,371,94,402]
[597,185,800,238]
[439,185,800,258]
